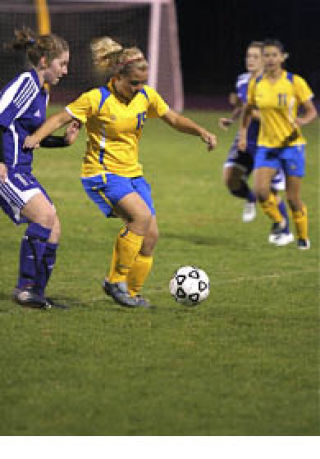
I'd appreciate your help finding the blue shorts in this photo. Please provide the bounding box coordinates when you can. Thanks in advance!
[81,173,155,218]
[0,170,52,225]
[224,136,286,189]
[254,145,305,177]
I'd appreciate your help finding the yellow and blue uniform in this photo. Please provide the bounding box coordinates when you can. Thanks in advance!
[247,70,314,176]
[65,81,169,216]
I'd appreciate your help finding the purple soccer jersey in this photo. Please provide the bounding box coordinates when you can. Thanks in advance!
[0,68,48,173]
[236,72,259,150]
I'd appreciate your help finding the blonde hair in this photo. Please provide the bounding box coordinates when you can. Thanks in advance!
[6,27,68,66]
[90,36,148,77]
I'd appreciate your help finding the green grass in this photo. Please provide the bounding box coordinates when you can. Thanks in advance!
[0,108,319,435]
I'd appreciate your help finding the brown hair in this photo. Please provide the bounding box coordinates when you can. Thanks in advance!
[6,27,69,66]
[90,36,147,77]
[247,41,264,51]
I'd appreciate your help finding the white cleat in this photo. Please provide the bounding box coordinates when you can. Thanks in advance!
[242,202,256,222]
[274,232,294,246]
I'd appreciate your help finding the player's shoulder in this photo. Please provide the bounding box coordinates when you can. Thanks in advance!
[1,70,38,96]
[288,72,307,86]
[140,85,159,100]
[236,72,251,87]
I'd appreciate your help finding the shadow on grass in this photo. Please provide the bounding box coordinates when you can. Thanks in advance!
[161,231,237,247]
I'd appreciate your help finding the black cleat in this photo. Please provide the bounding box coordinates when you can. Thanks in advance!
[297,238,310,250]
[103,280,143,308]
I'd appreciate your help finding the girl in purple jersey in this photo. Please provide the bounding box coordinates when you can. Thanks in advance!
[0,28,79,309]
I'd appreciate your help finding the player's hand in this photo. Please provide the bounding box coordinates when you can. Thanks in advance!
[238,131,247,152]
[65,119,81,145]
[0,162,7,183]
[200,131,217,151]
[218,117,233,130]
[23,135,39,149]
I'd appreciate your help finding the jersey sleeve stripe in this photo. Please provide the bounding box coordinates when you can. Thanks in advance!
[14,79,38,109]
[0,74,29,115]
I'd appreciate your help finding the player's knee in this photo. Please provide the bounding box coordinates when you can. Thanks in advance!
[50,215,61,242]
[129,211,152,235]
[254,186,269,202]
[36,208,56,229]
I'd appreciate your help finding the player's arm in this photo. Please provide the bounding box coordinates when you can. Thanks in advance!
[23,110,74,149]
[161,109,217,151]
[39,120,81,148]
[296,99,318,127]
[238,103,255,151]
[219,94,243,130]
[0,126,8,183]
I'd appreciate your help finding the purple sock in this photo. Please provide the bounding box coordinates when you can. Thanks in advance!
[17,223,51,290]
[278,199,290,232]
[35,242,58,296]
[230,181,256,202]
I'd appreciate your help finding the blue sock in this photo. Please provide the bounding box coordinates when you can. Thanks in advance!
[35,242,58,296]
[230,180,256,202]
[17,223,51,290]
[278,199,290,232]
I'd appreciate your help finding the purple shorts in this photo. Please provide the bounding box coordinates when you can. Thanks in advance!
[0,170,53,225]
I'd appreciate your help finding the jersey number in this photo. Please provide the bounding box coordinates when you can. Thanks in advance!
[278,93,287,106]
[136,111,147,130]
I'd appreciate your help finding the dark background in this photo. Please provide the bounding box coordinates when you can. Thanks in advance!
[175,0,320,105]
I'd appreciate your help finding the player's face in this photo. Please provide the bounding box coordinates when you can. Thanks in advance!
[117,67,149,101]
[246,47,263,74]
[263,46,285,73]
[44,50,69,85]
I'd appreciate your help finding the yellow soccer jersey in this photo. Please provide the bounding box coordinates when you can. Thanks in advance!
[247,71,314,148]
[65,82,169,177]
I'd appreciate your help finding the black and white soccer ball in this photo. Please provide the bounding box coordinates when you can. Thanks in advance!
[169,266,210,306]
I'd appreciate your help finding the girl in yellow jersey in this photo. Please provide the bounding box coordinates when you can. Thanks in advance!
[24,36,217,307]
[239,39,317,249]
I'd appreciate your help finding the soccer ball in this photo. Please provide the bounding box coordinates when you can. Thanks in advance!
[169,266,210,306]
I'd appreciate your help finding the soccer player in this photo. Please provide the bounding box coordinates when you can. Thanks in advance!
[0,28,79,308]
[220,42,291,243]
[239,39,317,249]
[23,36,217,308]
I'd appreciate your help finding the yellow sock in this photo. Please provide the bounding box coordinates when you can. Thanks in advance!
[260,193,283,223]
[292,205,308,240]
[127,254,153,297]
[108,227,144,284]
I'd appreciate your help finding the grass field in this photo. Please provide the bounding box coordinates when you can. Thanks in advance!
[0,108,319,435]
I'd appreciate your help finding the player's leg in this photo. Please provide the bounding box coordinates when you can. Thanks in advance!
[223,142,256,222]
[254,166,288,232]
[281,145,309,249]
[15,192,57,307]
[108,191,151,283]
[254,147,288,238]
[34,213,61,297]
[286,176,309,249]
[269,170,294,246]
[127,215,158,299]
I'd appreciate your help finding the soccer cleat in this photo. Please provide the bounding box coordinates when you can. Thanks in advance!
[274,232,294,246]
[103,280,141,307]
[13,286,50,309]
[242,202,256,222]
[268,220,287,243]
[297,238,311,250]
[132,295,151,308]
